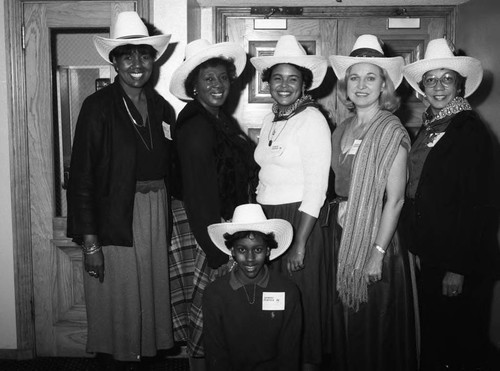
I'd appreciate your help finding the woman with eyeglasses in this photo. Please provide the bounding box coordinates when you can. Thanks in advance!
[402,38,499,371]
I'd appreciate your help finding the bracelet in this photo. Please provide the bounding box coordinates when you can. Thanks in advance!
[82,242,102,255]
[373,244,386,254]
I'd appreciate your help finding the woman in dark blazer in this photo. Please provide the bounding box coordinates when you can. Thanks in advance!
[67,12,175,368]
[402,38,499,371]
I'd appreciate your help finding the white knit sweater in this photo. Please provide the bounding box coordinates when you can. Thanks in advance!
[254,107,331,218]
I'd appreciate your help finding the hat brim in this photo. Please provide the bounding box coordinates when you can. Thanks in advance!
[329,55,404,88]
[169,42,247,101]
[403,57,483,98]
[93,34,171,63]
[207,219,293,261]
[250,55,328,90]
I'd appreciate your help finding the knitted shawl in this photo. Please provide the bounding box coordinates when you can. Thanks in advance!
[337,109,410,310]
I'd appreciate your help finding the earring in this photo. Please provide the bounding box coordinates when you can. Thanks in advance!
[193,89,198,96]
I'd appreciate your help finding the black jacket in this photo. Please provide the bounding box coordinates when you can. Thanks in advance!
[401,110,499,276]
[173,100,257,268]
[66,80,175,246]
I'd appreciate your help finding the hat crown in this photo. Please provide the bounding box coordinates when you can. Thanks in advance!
[351,34,384,55]
[422,38,455,60]
[184,39,212,60]
[231,204,268,224]
[273,35,308,57]
[111,11,149,39]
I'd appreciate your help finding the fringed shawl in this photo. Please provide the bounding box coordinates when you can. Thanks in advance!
[337,110,410,310]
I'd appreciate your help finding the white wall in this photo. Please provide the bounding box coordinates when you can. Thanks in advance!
[0,0,18,349]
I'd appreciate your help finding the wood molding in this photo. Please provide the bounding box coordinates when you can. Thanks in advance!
[216,6,456,43]
[6,0,36,357]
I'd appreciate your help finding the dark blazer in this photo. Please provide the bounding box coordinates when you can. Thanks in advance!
[402,110,497,276]
[173,100,257,268]
[66,79,175,246]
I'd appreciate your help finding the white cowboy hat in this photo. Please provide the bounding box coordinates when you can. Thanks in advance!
[329,34,404,88]
[207,204,293,261]
[403,38,483,97]
[169,39,247,101]
[250,35,328,90]
[93,11,171,63]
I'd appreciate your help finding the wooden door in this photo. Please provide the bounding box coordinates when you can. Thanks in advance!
[23,1,137,357]
[225,17,338,138]
[218,7,451,138]
[336,16,447,134]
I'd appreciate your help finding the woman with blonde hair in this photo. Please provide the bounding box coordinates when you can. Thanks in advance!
[329,34,417,371]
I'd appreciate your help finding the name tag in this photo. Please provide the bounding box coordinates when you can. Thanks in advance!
[162,122,172,140]
[427,132,445,147]
[348,139,362,155]
[262,292,285,311]
[270,143,284,157]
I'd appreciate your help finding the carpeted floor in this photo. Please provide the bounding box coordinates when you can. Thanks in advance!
[0,356,190,371]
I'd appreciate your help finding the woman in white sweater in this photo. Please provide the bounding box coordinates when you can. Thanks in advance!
[251,35,333,371]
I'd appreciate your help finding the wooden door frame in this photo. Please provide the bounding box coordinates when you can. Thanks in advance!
[4,0,150,359]
[215,5,456,42]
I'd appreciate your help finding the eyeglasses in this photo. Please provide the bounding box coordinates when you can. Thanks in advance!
[422,73,457,88]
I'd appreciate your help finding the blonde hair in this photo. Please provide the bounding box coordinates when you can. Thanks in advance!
[338,63,400,113]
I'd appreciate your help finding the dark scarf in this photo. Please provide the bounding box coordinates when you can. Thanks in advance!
[272,94,319,121]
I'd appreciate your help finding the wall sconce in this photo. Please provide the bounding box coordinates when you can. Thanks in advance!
[387,8,421,29]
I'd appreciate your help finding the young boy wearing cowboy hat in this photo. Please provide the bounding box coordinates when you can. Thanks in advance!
[202,204,302,371]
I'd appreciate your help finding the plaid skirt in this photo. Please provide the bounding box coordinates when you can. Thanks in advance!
[169,198,216,357]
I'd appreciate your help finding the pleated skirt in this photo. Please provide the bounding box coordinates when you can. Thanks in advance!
[84,180,174,361]
[331,202,418,371]
[260,201,335,365]
[169,198,216,357]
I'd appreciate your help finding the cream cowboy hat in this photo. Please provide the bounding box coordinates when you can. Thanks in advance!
[93,11,171,63]
[329,34,404,88]
[207,204,293,261]
[169,39,247,101]
[403,38,483,98]
[250,35,328,90]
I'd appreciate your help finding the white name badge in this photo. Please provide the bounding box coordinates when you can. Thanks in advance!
[162,122,172,140]
[348,139,362,155]
[262,292,285,311]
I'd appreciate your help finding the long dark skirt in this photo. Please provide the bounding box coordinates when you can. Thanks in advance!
[84,180,174,361]
[332,202,418,371]
[261,201,335,365]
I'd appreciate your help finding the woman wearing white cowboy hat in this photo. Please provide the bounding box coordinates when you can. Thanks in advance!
[202,203,302,371]
[329,34,417,371]
[67,11,175,368]
[401,38,498,371]
[168,39,258,369]
[250,34,333,370]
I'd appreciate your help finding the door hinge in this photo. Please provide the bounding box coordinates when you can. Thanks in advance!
[21,25,26,50]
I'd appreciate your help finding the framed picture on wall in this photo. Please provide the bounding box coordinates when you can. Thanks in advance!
[248,39,316,103]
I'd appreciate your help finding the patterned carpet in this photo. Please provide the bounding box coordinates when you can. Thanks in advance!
[0,356,190,371]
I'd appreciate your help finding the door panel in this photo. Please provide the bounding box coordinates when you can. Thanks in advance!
[221,8,449,138]
[226,17,338,134]
[24,1,136,357]
[337,17,447,132]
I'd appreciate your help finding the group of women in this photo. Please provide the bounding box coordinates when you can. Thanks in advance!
[66,10,498,371]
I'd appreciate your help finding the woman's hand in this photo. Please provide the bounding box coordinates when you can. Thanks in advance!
[442,271,464,297]
[213,257,236,278]
[364,247,384,283]
[286,242,306,275]
[84,250,105,283]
